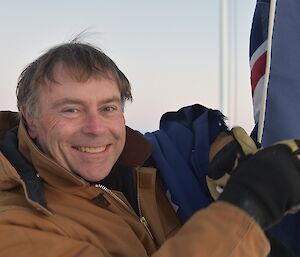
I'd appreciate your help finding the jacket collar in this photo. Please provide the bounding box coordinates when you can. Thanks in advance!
[0,111,19,140]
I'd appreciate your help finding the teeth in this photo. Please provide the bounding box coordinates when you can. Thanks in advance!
[76,146,106,153]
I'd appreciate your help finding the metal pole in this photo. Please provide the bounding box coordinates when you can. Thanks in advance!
[220,0,229,120]
[232,0,238,125]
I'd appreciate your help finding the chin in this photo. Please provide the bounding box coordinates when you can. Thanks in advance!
[79,169,111,182]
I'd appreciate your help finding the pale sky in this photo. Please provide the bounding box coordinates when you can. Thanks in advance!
[0,0,256,133]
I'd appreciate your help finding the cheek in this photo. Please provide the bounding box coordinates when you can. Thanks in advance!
[36,117,68,143]
[109,117,126,147]
[116,117,126,137]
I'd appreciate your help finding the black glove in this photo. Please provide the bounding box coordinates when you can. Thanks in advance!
[219,140,300,229]
[207,127,259,200]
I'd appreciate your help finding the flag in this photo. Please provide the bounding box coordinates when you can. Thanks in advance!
[250,0,269,130]
[251,0,300,146]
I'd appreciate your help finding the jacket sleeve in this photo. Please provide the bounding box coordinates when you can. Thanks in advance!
[152,202,270,257]
[0,203,269,257]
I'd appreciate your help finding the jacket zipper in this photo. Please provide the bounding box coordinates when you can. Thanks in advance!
[136,186,154,241]
[94,184,154,240]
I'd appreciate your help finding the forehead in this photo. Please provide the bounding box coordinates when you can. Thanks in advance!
[38,64,121,102]
[41,62,120,93]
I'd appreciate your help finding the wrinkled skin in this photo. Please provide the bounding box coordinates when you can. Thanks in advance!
[23,65,126,182]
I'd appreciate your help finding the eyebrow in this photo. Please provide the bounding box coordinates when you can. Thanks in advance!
[51,96,122,109]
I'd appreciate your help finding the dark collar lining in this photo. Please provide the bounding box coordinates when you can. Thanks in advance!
[119,127,154,167]
[0,126,47,209]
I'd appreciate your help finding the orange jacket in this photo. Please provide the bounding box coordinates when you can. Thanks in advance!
[0,111,270,257]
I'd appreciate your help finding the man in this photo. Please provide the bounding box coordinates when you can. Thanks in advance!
[0,41,299,257]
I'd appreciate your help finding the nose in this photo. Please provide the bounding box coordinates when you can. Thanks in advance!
[81,112,107,136]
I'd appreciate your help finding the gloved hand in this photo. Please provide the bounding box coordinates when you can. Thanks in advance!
[219,140,300,229]
[207,127,259,200]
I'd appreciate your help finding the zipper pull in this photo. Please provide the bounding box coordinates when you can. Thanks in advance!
[92,193,110,208]
[140,216,154,240]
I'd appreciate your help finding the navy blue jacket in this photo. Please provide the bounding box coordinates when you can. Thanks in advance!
[145,104,228,222]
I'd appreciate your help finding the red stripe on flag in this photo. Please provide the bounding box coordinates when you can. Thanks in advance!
[251,51,267,95]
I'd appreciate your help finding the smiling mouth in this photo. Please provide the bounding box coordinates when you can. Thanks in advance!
[74,145,107,153]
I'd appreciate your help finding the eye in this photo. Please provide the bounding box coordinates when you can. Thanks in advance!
[60,107,81,117]
[63,108,79,113]
[102,106,117,112]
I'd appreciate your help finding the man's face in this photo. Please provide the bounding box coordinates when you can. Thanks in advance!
[24,67,126,182]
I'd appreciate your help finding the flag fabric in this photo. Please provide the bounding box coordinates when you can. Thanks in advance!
[251,0,300,146]
[250,0,269,129]
[250,1,300,256]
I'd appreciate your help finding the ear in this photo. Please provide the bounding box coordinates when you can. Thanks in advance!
[20,107,38,139]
